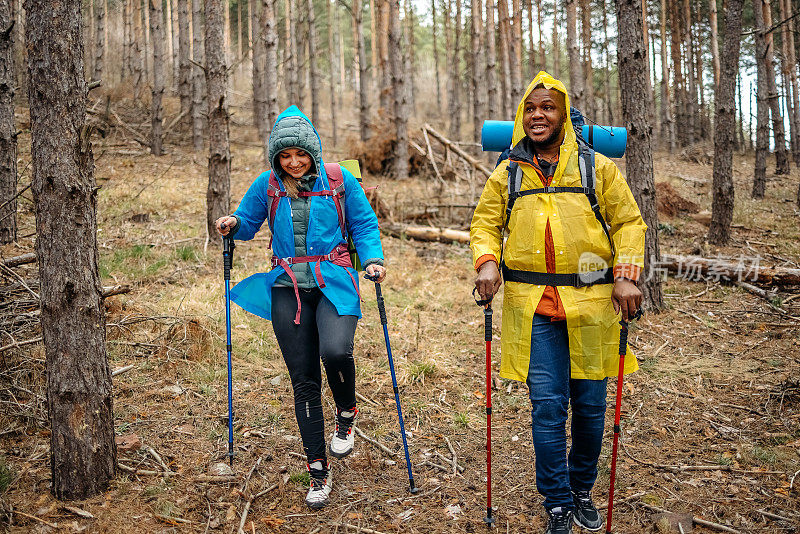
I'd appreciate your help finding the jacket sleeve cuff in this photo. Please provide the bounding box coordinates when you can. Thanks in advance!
[475,254,498,271]
[227,215,241,237]
[362,258,384,268]
[613,263,641,283]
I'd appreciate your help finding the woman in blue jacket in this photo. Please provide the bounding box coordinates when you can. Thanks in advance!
[215,106,385,509]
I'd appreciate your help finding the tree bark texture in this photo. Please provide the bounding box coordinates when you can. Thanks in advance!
[327,0,338,146]
[92,0,104,82]
[0,0,17,244]
[659,0,674,149]
[447,0,461,139]
[149,0,165,156]
[602,0,613,123]
[616,0,663,311]
[262,0,277,130]
[552,0,559,78]
[251,0,266,143]
[708,0,743,245]
[470,0,484,145]
[169,0,178,88]
[133,0,144,99]
[681,0,696,142]
[566,0,582,108]
[285,0,298,103]
[178,0,191,117]
[497,0,512,113]
[761,0,789,175]
[122,0,132,79]
[306,0,319,125]
[353,0,369,141]
[485,0,498,118]
[580,0,593,118]
[780,0,800,166]
[388,0,408,178]
[708,0,720,89]
[191,0,205,150]
[24,0,116,499]
[432,0,441,107]
[753,0,769,198]
[205,0,231,241]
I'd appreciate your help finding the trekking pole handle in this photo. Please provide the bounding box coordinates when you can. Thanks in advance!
[484,307,492,341]
[364,273,388,325]
[618,309,642,354]
[222,231,235,281]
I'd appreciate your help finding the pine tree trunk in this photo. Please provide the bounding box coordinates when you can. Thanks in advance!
[580,0,593,117]
[388,0,408,178]
[616,0,663,312]
[169,0,178,89]
[123,0,132,79]
[263,0,278,129]
[552,0,559,78]
[682,0,696,142]
[708,0,720,89]
[536,0,544,70]
[236,0,242,79]
[191,0,205,150]
[251,0,266,141]
[659,0,674,149]
[133,0,144,99]
[87,0,94,77]
[448,0,462,138]
[178,0,191,116]
[470,0,484,144]
[25,0,116,499]
[603,0,613,123]
[354,0,369,141]
[432,0,441,106]
[143,0,150,82]
[525,0,534,77]
[306,0,319,125]
[761,0,790,175]
[485,0,498,117]
[205,0,231,241]
[0,0,17,244]
[285,0,298,103]
[509,0,522,104]
[93,0,104,82]
[753,0,768,198]
[149,0,165,156]
[379,0,391,113]
[781,0,800,166]
[497,0,512,113]
[327,0,337,146]
[708,0,743,244]
[404,0,415,113]
[566,0,583,107]
[669,0,684,145]
[370,0,377,93]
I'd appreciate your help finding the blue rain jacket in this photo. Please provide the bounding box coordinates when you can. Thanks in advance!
[229,106,383,320]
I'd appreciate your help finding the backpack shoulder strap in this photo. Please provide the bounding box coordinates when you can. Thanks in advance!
[323,162,347,239]
[266,171,285,233]
[505,161,523,226]
[576,143,614,252]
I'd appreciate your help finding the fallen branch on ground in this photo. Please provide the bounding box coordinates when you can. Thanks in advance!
[353,426,396,456]
[631,501,742,533]
[383,224,470,244]
[2,252,36,268]
[423,124,492,178]
[661,254,800,286]
[237,484,277,534]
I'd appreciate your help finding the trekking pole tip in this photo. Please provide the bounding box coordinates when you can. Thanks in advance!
[483,512,495,527]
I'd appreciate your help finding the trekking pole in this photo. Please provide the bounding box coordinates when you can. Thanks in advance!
[606,309,642,533]
[365,272,420,494]
[222,229,236,466]
[472,288,495,527]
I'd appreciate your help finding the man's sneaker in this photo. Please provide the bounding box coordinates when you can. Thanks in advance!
[329,407,358,459]
[545,507,574,534]
[571,490,603,531]
[304,460,332,509]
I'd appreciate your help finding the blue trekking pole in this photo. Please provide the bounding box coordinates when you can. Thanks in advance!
[365,272,419,494]
[222,231,236,466]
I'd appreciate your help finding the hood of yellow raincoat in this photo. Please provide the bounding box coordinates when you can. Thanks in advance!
[511,71,577,152]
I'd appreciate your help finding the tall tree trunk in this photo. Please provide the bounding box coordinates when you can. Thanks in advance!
[616,0,663,311]
[306,0,319,125]
[486,0,499,117]
[781,0,800,166]
[580,0,593,117]
[133,0,144,99]
[603,0,613,123]
[205,0,230,242]
[370,0,377,93]
[388,0,407,178]
[379,0,391,113]
[178,0,191,116]
[432,0,441,106]
[93,0,104,82]
[191,0,205,150]
[236,0,243,79]
[25,0,116,499]
[87,0,93,77]
[142,0,150,83]
[263,0,278,128]
[536,0,544,70]
[708,0,743,244]
[252,0,266,141]
[682,0,696,142]
[669,0,684,145]
[753,0,768,197]
[761,0,790,175]
[552,0,559,78]
[169,0,178,89]
[566,0,583,107]
[497,0,510,113]
[509,0,522,104]
[354,0,369,141]
[708,0,720,89]
[123,0,132,79]
[448,0,462,138]
[0,0,17,244]
[659,0,674,149]
[285,0,298,103]
[525,0,534,77]
[327,0,337,146]
[470,0,484,144]
[405,0,416,114]
[149,0,165,156]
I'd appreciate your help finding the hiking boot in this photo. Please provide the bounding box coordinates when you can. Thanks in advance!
[329,407,358,459]
[545,507,574,534]
[304,460,332,509]
[571,490,603,531]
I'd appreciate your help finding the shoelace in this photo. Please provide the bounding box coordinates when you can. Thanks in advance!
[574,492,593,507]
[548,510,571,529]
[309,476,327,490]
[335,414,355,440]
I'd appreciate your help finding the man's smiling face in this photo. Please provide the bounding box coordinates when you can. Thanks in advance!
[522,87,567,148]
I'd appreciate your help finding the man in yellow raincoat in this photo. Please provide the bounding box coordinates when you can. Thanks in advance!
[470,71,646,534]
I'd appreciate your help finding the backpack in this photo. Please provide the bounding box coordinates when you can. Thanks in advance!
[266,159,364,270]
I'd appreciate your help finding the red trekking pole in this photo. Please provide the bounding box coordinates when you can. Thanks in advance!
[473,288,495,527]
[606,309,641,533]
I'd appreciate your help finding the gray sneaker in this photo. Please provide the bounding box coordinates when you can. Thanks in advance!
[545,507,574,534]
[572,490,603,531]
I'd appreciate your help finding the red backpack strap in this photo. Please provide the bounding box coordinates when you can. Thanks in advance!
[266,171,287,247]
[323,163,347,239]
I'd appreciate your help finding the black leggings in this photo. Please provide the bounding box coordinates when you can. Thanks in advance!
[271,287,358,464]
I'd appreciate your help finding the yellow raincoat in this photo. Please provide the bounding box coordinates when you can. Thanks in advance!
[470,71,646,382]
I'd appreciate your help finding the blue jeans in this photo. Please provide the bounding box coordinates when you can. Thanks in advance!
[527,314,607,510]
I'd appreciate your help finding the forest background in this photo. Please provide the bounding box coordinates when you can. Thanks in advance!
[0,0,799,532]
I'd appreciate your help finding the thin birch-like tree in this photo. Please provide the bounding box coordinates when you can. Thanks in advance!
[149,0,165,156]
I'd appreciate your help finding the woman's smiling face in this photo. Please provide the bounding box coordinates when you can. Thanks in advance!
[278,148,313,179]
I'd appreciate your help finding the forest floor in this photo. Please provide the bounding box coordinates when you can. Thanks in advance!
[1,94,800,533]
